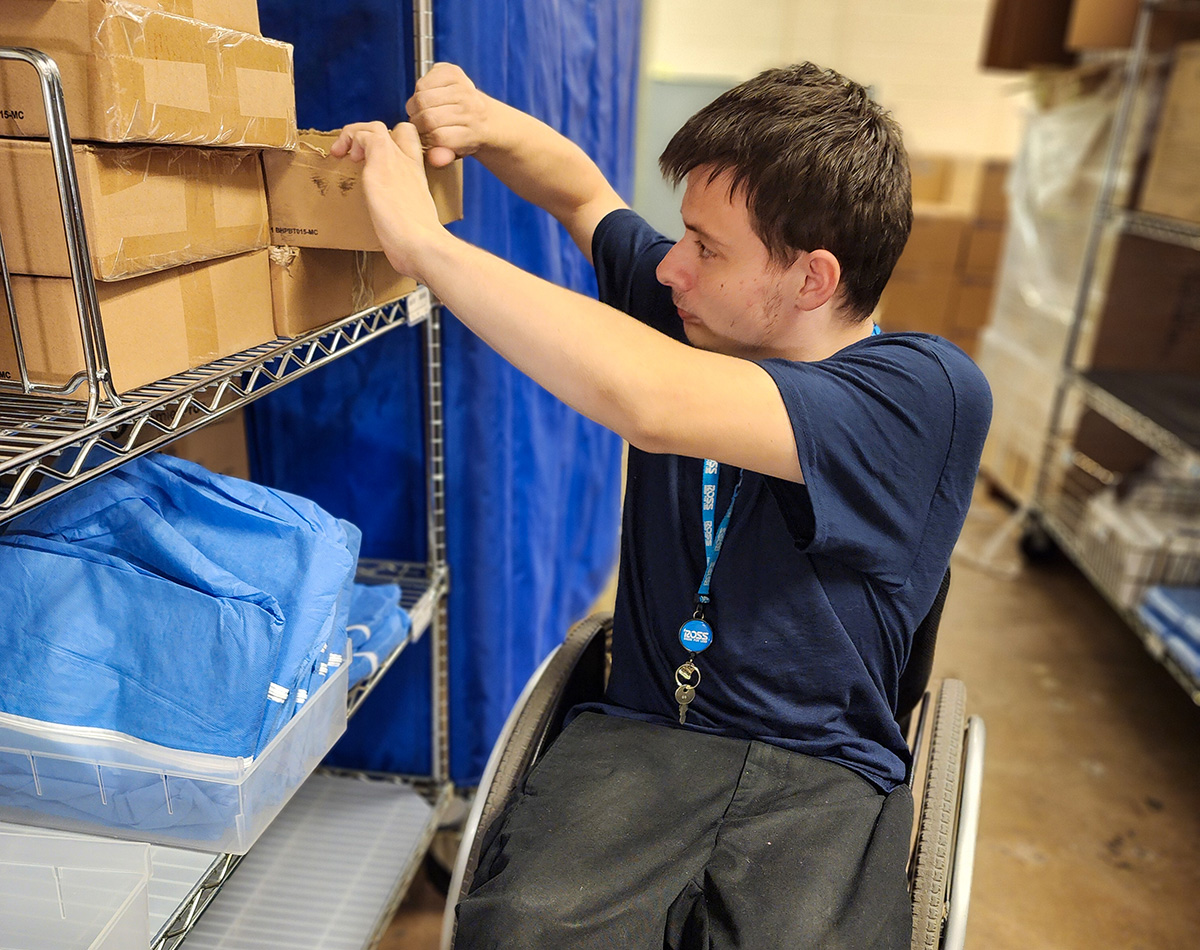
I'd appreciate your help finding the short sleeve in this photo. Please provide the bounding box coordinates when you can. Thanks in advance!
[758,337,991,587]
[592,209,683,340]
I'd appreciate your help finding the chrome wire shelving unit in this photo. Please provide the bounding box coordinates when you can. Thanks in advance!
[3,0,455,944]
[0,293,429,523]
[1024,0,1200,704]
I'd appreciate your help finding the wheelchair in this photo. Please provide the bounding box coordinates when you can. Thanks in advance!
[440,570,985,950]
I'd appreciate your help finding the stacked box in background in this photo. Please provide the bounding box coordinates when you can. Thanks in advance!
[0,0,295,399]
[878,155,1008,358]
[974,66,1123,504]
[0,0,294,146]
[1138,42,1200,227]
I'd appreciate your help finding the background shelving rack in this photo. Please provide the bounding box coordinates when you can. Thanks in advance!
[1025,0,1200,705]
[0,0,453,944]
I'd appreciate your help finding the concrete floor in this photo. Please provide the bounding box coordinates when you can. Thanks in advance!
[382,492,1200,949]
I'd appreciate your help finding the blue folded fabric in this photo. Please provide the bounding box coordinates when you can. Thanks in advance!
[0,454,360,759]
[346,583,411,687]
[1142,586,1200,646]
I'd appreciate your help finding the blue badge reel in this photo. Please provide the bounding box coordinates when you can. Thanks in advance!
[679,618,713,653]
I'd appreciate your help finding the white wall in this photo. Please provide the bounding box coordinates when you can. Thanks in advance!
[642,0,1028,159]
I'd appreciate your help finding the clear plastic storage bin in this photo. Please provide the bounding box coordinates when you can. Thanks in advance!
[0,650,348,854]
[0,828,150,950]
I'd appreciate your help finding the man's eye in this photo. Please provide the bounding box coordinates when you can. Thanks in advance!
[696,239,713,259]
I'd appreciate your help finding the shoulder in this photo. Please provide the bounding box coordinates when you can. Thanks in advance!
[784,332,989,398]
[758,331,992,436]
[592,208,673,263]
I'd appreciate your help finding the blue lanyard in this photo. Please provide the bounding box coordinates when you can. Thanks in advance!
[696,459,743,606]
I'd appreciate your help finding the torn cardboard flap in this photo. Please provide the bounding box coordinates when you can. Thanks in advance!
[0,0,296,147]
[262,130,464,250]
[0,138,269,279]
[0,249,275,399]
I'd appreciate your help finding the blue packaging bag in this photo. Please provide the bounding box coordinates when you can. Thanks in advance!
[0,454,360,759]
[346,583,412,687]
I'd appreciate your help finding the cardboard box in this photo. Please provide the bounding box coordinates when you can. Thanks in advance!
[879,271,956,336]
[149,0,260,34]
[981,0,1075,71]
[1091,233,1200,373]
[1139,43,1200,227]
[0,250,275,398]
[1066,0,1138,50]
[949,278,996,333]
[1066,0,1200,51]
[269,246,417,337]
[976,160,1010,224]
[0,0,296,147]
[909,154,952,204]
[946,327,981,359]
[160,407,251,479]
[959,224,1005,281]
[895,212,969,274]
[262,131,464,250]
[0,140,267,280]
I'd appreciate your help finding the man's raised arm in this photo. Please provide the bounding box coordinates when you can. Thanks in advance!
[406,63,626,261]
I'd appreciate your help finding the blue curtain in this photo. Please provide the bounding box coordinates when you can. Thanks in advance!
[248,0,640,782]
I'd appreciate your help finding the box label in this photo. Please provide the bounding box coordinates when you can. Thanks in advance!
[407,286,431,325]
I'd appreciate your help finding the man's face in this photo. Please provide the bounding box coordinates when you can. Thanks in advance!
[655,167,793,359]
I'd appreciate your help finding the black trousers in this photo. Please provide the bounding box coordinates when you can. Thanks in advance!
[456,712,913,949]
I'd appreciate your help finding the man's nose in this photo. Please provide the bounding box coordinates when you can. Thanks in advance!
[655,242,689,291]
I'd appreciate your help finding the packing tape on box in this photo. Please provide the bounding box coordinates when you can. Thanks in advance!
[91,146,266,277]
[180,266,220,362]
[235,68,294,121]
[352,251,375,314]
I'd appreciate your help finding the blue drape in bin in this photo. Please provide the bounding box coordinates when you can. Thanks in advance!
[248,0,640,782]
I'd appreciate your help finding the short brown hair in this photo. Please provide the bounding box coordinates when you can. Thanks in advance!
[659,63,912,321]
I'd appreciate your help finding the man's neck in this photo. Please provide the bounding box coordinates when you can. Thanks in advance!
[777,315,876,363]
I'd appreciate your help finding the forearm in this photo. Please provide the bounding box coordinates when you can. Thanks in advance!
[412,232,670,444]
[475,97,625,256]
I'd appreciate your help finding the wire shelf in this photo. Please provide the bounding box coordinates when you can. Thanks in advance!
[1038,445,1200,705]
[144,562,447,950]
[1121,210,1200,249]
[0,293,429,525]
[1074,370,1200,468]
[348,560,448,717]
[1042,506,1200,705]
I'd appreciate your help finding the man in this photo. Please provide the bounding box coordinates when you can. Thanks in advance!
[334,61,991,949]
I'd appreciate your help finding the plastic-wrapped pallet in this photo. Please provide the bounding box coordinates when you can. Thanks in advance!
[977,65,1130,503]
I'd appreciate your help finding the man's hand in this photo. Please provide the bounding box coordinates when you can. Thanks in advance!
[330,121,449,281]
[406,63,493,169]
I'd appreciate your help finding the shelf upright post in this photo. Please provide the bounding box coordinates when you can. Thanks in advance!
[0,48,121,419]
[1027,3,1157,519]
[413,0,451,787]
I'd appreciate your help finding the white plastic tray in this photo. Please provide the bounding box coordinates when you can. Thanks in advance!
[0,651,348,854]
[0,828,150,950]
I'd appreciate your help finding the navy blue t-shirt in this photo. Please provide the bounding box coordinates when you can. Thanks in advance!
[583,209,992,792]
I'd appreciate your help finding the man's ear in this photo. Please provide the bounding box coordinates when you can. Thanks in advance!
[791,249,841,313]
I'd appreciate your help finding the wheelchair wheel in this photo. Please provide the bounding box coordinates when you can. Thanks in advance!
[442,613,610,950]
[910,678,967,950]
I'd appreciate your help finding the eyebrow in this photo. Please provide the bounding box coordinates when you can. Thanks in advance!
[682,221,726,250]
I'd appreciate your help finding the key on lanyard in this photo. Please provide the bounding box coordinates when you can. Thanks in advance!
[675,659,700,724]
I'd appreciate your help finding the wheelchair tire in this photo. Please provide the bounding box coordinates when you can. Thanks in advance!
[909,678,967,950]
[450,614,610,912]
